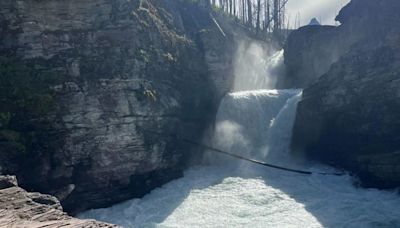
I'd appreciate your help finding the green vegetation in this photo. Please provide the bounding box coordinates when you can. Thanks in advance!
[0,56,58,116]
[0,55,61,155]
[0,112,11,128]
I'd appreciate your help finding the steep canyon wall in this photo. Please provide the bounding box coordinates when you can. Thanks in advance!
[0,0,236,213]
[285,0,400,188]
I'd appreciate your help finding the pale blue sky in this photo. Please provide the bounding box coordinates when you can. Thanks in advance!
[286,0,350,27]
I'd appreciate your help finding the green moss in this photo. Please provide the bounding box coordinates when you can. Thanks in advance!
[0,141,26,154]
[0,56,57,116]
[0,130,20,142]
[0,112,11,128]
[26,93,55,115]
[212,5,221,12]
[0,55,60,155]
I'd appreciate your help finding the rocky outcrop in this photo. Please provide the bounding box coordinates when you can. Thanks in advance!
[0,175,117,227]
[0,0,236,213]
[279,25,344,89]
[290,0,400,188]
[279,6,368,89]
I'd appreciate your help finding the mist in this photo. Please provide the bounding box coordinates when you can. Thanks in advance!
[233,41,284,92]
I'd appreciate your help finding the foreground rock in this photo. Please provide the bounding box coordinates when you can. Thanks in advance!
[289,0,400,188]
[0,176,117,227]
[0,0,237,213]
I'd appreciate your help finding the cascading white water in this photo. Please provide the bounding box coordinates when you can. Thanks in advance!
[79,50,400,228]
[233,43,284,91]
[209,89,302,165]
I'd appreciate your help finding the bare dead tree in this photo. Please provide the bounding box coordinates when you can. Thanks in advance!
[207,0,290,39]
[242,0,246,24]
[256,0,261,33]
[265,0,271,31]
[272,0,288,34]
[233,0,236,16]
[246,0,252,26]
[273,0,279,32]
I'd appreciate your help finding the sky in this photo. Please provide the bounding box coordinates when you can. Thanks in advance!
[286,0,351,27]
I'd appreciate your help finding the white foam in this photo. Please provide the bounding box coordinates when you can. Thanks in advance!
[79,165,400,228]
[79,90,400,227]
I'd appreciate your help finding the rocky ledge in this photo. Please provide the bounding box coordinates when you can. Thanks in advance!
[287,0,400,188]
[0,176,117,227]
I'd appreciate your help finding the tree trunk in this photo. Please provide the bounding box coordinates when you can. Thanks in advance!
[247,0,252,26]
[256,0,261,33]
[233,0,236,16]
[273,0,279,32]
[242,0,246,23]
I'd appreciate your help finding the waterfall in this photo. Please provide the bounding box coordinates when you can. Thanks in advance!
[209,89,302,166]
[233,45,284,91]
[79,50,400,228]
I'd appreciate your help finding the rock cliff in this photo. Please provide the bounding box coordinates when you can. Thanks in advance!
[0,0,236,213]
[0,175,117,227]
[279,25,344,89]
[288,0,400,188]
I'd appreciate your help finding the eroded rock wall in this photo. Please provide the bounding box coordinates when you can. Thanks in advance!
[289,0,400,188]
[279,25,349,89]
[0,0,235,213]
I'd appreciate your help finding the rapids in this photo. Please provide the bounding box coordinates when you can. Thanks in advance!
[79,50,400,227]
[79,90,400,228]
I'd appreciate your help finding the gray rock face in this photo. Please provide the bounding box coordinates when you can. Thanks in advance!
[0,175,117,227]
[279,25,338,88]
[279,21,363,89]
[0,0,235,213]
[290,0,400,188]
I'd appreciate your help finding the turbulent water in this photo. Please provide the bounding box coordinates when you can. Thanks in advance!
[80,50,400,227]
[80,89,400,228]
